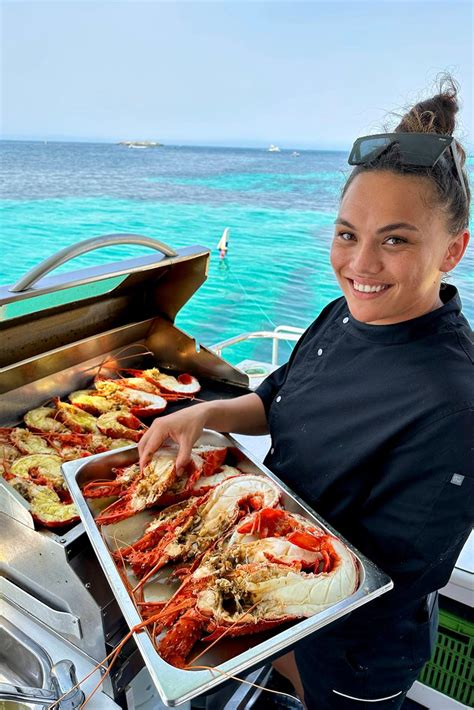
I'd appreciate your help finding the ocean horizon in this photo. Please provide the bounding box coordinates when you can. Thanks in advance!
[1,140,472,365]
[1,138,352,152]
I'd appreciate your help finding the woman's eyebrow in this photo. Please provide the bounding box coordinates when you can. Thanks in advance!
[376,222,419,234]
[334,218,419,233]
[334,218,355,229]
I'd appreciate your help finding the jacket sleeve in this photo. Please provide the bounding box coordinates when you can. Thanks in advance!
[354,406,474,594]
[255,363,290,417]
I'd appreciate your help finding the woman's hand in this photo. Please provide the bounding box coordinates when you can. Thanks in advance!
[137,393,268,471]
[138,403,210,472]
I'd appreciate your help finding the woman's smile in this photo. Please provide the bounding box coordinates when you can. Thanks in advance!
[347,278,392,297]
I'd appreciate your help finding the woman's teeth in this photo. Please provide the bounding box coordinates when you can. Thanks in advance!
[353,280,389,293]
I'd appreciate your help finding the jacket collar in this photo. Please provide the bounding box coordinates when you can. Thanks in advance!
[341,285,463,344]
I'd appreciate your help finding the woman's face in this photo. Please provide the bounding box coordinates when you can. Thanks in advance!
[331,171,469,325]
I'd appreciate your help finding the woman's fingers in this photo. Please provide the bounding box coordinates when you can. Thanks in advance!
[138,421,167,468]
[137,404,208,471]
[175,437,193,474]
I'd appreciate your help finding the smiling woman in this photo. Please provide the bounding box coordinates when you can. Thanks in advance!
[138,76,473,710]
[332,171,469,325]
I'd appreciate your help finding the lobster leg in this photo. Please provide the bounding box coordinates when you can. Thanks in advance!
[157,609,207,668]
[128,541,172,579]
[82,479,123,499]
[113,524,169,560]
[95,496,137,525]
[203,617,287,643]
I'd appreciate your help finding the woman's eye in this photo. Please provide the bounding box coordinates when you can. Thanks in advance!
[337,231,355,241]
[384,236,407,245]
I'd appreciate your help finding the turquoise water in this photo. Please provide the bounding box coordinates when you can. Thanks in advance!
[1,142,472,365]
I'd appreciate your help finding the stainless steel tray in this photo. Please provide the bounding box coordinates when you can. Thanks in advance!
[62,432,393,707]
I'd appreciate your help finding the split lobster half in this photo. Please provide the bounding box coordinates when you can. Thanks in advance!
[154,508,359,667]
[91,444,230,523]
[82,444,229,502]
[122,368,201,397]
[92,367,200,416]
[9,476,80,528]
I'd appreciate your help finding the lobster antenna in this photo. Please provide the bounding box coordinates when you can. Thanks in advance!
[191,665,303,706]
[51,602,192,710]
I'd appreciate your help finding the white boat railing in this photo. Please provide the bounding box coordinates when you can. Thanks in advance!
[211,325,304,366]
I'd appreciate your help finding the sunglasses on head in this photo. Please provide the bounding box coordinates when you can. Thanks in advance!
[348,132,468,201]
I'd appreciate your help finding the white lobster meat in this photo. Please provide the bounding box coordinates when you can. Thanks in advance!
[203,541,358,619]
[96,409,146,442]
[9,428,56,456]
[94,380,168,416]
[24,406,68,434]
[9,477,79,528]
[55,400,99,434]
[68,389,117,415]
[194,509,327,579]
[10,453,66,492]
[190,465,242,492]
[139,368,201,395]
[0,443,20,477]
[192,475,280,541]
[94,452,177,525]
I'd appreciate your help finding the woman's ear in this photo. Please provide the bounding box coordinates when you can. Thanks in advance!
[441,230,470,273]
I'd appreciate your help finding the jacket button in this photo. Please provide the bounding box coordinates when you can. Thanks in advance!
[270,447,275,455]
[342,316,349,324]
[276,395,282,403]
[317,348,323,356]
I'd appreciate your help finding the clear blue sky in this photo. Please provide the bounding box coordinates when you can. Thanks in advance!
[1,0,472,149]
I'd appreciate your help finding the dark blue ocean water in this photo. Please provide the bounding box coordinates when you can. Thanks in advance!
[1,141,472,365]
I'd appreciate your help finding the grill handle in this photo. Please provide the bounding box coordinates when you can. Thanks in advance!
[9,233,178,293]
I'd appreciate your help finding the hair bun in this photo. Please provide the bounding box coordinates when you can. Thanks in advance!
[395,75,459,136]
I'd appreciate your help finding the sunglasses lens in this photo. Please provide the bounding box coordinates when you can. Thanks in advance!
[350,136,392,164]
[397,135,451,166]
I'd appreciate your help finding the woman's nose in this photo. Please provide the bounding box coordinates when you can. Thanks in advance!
[351,243,382,274]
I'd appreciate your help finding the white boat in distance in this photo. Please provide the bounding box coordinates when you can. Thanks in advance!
[268,144,281,152]
[118,140,163,149]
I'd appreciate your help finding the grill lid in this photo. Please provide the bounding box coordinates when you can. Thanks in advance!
[0,234,211,369]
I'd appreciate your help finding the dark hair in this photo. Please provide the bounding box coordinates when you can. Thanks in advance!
[343,76,471,233]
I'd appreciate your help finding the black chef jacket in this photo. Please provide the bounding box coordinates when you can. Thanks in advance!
[256,284,473,620]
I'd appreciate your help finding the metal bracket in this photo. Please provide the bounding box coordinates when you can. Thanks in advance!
[0,577,82,640]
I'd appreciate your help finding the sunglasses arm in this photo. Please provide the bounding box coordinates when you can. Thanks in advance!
[449,143,469,202]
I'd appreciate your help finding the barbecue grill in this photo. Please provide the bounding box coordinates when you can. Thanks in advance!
[0,235,251,707]
[0,234,392,708]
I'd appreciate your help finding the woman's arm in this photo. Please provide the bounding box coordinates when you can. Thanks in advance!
[138,393,268,471]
